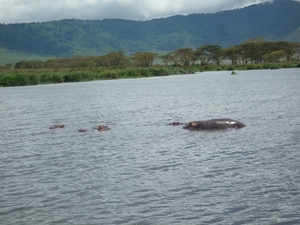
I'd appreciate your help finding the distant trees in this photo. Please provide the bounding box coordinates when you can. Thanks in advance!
[160,48,194,66]
[222,39,300,65]
[262,50,285,63]
[97,51,128,67]
[159,45,224,66]
[195,44,223,65]
[14,51,128,69]
[223,46,239,65]
[14,60,45,69]
[159,45,225,66]
[160,53,174,66]
[0,63,13,70]
[11,40,300,69]
[130,52,158,67]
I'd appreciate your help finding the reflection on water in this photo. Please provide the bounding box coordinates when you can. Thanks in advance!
[1,69,300,224]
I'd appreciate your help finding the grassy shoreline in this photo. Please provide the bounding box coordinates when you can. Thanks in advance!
[1,62,299,87]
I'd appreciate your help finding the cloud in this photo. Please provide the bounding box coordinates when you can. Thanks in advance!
[0,0,286,24]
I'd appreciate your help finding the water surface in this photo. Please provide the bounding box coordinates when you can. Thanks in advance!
[1,69,300,224]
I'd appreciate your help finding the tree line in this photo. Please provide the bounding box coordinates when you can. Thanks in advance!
[9,38,300,69]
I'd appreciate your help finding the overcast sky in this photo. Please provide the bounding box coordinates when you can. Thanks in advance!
[0,0,288,24]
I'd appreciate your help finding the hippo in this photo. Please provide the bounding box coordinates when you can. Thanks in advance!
[49,125,64,129]
[183,118,246,130]
[168,121,186,126]
[94,125,110,131]
[78,128,88,132]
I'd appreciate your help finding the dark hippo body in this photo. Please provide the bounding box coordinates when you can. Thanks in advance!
[183,118,246,130]
[49,125,64,129]
[94,125,110,131]
[78,128,88,132]
[168,121,186,126]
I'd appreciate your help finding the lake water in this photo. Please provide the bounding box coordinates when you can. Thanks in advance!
[1,68,300,225]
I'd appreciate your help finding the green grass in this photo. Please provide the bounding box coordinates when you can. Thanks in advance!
[0,67,197,87]
[1,62,299,87]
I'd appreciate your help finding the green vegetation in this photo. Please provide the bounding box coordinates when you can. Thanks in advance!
[1,38,300,87]
[6,39,300,69]
[0,67,196,87]
[1,61,299,87]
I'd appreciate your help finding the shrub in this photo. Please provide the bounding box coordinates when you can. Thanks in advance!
[80,72,93,80]
[203,65,212,71]
[99,70,118,79]
[40,74,52,83]
[125,68,139,77]
[63,71,93,82]
[150,68,169,76]
[94,71,103,79]
[15,74,29,86]
[255,65,262,70]
[28,74,39,85]
[262,64,270,69]
[246,65,254,70]
[73,72,82,81]
[269,64,279,70]
[0,74,29,86]
[0,75,11,86]
[63,74,71,82]
[140,68,151,77]
[51,74,63,83]
[227,66,234,71]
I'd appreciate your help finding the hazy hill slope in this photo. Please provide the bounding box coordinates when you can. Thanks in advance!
[0,0,299,61]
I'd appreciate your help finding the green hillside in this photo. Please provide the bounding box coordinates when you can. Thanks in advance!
[0,47,51,65]
[0,0,299,64]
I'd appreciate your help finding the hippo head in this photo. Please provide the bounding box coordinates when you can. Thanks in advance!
[183,121,204,130]
[49,125,65,129]
[97,125,110,131]
[168,121,181,126]
[78,128,87,132]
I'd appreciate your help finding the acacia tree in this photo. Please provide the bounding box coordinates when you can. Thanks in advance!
[14,60,45,69]
[165,51,180,66]
[238,42,260,64]
[262,50,285,62]
[196,44,223,65]
[223,46,240,65]
[159,53,174,66]
[251,37,265,63]
[130,52,158,67]
[294,45,300,60]
[277,41,300,61]
[0,63,12,70]
[233,40,300,64]
[100,50,128,67]
[173,48,195,66]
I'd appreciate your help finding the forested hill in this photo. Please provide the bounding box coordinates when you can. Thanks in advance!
[0,0,299,59]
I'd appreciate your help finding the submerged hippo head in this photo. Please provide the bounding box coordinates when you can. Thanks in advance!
[168,121,185,126]
[97,125,110,131]
[49,125,65,129]
[183,121,204,130]
[78,128,88,132]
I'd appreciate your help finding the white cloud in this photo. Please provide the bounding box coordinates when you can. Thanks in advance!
[0,0,290,24]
